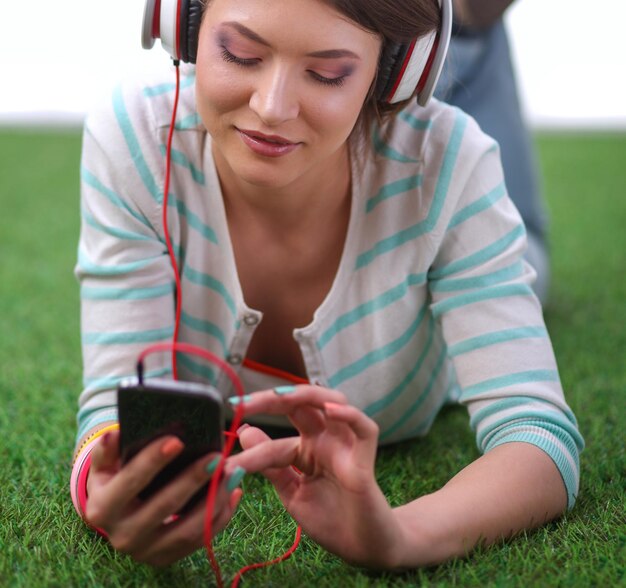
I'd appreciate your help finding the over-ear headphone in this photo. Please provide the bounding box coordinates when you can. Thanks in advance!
[141,0,451,107]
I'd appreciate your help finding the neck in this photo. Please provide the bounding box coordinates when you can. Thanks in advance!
[213,143,351,231]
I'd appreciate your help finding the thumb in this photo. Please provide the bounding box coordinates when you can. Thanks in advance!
[238,425,272,449]
[89,429,121,472]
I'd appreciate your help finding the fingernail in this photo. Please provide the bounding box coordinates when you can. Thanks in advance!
[228,394,251,405]
[205,456,221,475]
[236,423,250,436]
[274,385,297,395]
[161,438,184,457]
[227,467,246,492]
[101,432,111,447]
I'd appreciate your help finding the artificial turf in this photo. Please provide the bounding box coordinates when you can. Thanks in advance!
[0,129,624,587]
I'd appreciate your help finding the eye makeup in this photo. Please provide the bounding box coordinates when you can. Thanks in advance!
[215,26,356,88]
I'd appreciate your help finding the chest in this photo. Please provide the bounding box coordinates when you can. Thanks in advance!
[230,224,346,378]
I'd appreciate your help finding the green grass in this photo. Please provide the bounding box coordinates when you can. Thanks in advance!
[0,129,624,587]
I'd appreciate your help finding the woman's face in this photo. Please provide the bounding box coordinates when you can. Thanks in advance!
[195,0,381,190]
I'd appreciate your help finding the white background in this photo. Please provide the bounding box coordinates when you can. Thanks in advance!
[1,0,625,128]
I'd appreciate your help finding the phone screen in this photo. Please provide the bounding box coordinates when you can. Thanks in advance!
[118,378,224,509]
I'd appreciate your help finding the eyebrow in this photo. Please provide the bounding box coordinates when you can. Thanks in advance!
[222,22,361,60]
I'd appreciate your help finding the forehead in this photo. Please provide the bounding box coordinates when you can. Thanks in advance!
[203,0,381,57]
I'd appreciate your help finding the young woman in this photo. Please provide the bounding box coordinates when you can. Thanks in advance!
[72,0,583,570]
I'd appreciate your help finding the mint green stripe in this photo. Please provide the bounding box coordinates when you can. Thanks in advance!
[78,248,157,276]
[460,370,560,400]
[317,273,426,349]
[180,311,228,354]
[364,314,436,416]
[401,391,450,439]
[83,367,171,390]
[476,410,581,450]
[470,396,549,428]
[82,326,174,345]
[428,224,526,280]
[76,409,118,443]
[81,283,174,300]
[449,326,547,357]
[485,426,580,509]
[399,111,432,130]
[430,261,523,293]
[176,112,203,130]
[142,76,195,97]
[159,145,206,185]
[81,166,152,229]
[431,283,533,318]
[113,85,161,203]
[176,353,217,384]
[447,182,506,230]
[379,345,448,441]
[169,198,218,244]
[357,111,468,269]
[327,303,428,388]
[366,174,422,213]
[470,395,574,429]
[183,265,237,316]
[372,127,418,163]
[82,208,152,242]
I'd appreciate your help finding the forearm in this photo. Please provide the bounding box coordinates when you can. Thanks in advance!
[391,442,567,568]
[454,0,516,29]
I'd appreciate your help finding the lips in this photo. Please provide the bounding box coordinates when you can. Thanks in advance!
[237,128,301,158]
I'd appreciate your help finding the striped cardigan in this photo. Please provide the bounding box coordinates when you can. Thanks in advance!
[75,66,583,508]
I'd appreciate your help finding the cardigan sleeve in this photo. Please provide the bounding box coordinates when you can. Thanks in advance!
[427,127,584,509]
[74,81,176,449]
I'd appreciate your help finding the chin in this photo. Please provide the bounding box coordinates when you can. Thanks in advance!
[229,154,305,189]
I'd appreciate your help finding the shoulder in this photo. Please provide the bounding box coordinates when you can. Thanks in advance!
[374,98,498,171]
[83,63,203,154]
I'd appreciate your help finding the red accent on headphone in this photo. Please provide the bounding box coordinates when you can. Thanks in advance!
[152,0,161,39]
[387,39,416,102]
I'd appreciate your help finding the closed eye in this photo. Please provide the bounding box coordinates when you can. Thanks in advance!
[220,47,259,67]
[309,71,347,87]
[221,46,347,87]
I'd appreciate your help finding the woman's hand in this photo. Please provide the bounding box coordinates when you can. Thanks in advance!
[228,386,407,569]
[85,429,243,566]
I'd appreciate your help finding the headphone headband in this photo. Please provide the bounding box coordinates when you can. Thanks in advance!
[142,0,451,106]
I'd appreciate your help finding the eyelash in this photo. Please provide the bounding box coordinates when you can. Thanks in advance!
[220,47,347,88]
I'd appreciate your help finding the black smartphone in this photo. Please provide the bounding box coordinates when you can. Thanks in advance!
[117,377,224,511]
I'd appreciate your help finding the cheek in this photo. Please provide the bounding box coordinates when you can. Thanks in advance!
[305,85,370,141]
[196,65,246,119]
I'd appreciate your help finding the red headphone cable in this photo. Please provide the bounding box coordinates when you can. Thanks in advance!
[161,60,302,587]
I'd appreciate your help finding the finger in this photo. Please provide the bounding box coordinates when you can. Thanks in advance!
[120,451,222,538]
[324,402,379,465]
[88,435,185,527]
[90,429,121,472]
[232,385,348,418]
[288,405,328,437]
[232,431,301,494]
[132,470,245,566]
[229,488,243,511]
[131,502,207,566]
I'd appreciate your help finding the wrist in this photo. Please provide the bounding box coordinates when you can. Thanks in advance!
[390,495,455,569]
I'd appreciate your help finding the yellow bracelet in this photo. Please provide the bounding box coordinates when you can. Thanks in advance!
[73,423,120,466]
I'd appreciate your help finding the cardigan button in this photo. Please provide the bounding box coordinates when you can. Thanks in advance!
[243,314,259,327]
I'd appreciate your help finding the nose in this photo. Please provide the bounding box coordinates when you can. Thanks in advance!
[249,64,299,126]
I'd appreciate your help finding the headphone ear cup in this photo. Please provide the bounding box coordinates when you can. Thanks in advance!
[375,0,452,107]
[375,43,411,103]
[180,0,204,63]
